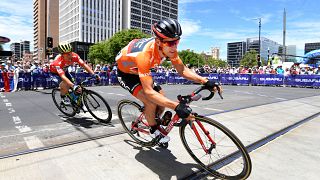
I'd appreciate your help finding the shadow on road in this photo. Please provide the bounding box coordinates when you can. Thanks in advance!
[123,140,197,180]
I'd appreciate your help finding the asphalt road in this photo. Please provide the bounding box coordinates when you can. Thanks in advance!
[0,84,319,157]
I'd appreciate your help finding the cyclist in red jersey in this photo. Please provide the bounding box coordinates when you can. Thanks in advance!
[50,42,99,105]
[116,18,223,143]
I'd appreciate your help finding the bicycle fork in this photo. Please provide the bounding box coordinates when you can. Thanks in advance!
[190,118,217,154]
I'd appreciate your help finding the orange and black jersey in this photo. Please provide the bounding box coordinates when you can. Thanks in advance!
[116,37,183,79]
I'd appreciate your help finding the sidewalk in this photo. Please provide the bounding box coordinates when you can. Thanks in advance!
[0,96,319,180]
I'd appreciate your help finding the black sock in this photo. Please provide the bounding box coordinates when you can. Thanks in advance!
[150,125,159,134]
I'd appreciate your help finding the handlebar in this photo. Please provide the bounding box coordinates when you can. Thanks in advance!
[177,84,223,104]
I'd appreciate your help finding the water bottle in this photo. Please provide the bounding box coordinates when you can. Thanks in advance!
[161,111,172,126]
[69,90,78,102]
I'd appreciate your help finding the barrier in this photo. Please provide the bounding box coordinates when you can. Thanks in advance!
[1,72,320,91]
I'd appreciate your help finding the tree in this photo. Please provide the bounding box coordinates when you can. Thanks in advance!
[240,50,258,67]
[206,57,228,67]
[88,29,150,64]
[178,50,205,67]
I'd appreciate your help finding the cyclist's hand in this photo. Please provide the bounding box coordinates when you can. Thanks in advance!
[73,85,82,94]
[204,80,223,94]
[175,103,192,119]
[93,74,101,84]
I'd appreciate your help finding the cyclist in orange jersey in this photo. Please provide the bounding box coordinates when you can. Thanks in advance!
[116,18,222,143]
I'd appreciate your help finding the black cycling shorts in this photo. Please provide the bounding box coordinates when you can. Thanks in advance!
[52,70,75,83]
[117,69,161,97]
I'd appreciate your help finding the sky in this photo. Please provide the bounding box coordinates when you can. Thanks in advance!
[1,0,320,60]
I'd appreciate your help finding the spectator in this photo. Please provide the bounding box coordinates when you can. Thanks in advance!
[315,65,320,75]
[276,66,284,75]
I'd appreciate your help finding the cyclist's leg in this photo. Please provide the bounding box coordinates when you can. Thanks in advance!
[117,70,159,127]
[60,70,75,96]
[154,84,165,117]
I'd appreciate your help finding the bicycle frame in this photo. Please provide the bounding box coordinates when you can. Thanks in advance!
[131,111,217,153]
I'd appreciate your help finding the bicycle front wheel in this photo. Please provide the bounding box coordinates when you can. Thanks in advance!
[180,115,252,179]
[83,90,112,123]
[117,99,154,147]
[51,88,76,117]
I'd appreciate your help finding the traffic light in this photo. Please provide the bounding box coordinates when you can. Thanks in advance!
[257,54,261,67]
[256,54,260,61]
[47,37,53,48]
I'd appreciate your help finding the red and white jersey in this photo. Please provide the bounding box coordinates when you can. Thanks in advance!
[49,52,85,76]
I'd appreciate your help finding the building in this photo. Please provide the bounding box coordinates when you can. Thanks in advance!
[58,0,122,60]
[33,0,59,63]
[10,43,21,60]
[305,42,320,54]
[59,0,122,43]
[211,47,220,59]
[227,42,246,67]
[10,41,30,61]
[246,37,280,63]
[122,0,178,35]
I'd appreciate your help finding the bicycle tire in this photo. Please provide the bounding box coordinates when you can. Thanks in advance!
[117,99,155,147]
[51,88,76,117]
[180,115,252,179]
[83,89,112,123]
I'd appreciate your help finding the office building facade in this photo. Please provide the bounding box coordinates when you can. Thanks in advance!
[227,42,246,67]
[33,0,59,63]
[246,37,280,63]
[305,42,320,54]
[10,41,31,61]
[59,0,122,43]
[122,0,178,35]
[211,47,220,59]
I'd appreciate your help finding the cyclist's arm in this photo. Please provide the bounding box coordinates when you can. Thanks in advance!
[82,63,94,75]
[173,62,208,84]
[137,53,178,110]
[74,54,95,75]
[140,76,178,110]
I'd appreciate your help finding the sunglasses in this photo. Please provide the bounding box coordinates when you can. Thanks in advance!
[161,39,180,47]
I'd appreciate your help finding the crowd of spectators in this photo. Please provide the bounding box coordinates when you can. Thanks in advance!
[153,64,320,76]
[1,60,320,76]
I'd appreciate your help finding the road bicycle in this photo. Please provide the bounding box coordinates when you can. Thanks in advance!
[117,85,252,179]
[52,77,112,123]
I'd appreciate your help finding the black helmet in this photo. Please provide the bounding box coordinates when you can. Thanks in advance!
[152,18,182,39]
[58,42,72,53]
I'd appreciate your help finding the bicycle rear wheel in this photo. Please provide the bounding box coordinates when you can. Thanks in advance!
[83,90,112,123]
[51,88,76,117]
[180,115,252,179]
[117,99,154,147]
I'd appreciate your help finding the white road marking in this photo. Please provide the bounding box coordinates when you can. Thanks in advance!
[24,135,45,149]
[13,116,22,124]
[189,105,199,108]
[3,99,8,102]
[8,108,15,113]
[15,125,32,133]
[204,107,224,112]
[5,103,12,107]
[116,94,125,96]
[276,97,287,100]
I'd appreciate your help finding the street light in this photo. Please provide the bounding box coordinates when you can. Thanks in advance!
[252,17,262,66]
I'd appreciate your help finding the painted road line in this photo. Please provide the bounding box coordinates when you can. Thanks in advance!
[276,97,288,100]
[204,107,224,112]
[116,94,125,96]
[24,135,45,149]
[189,105,199,108]
[15,125,32,133]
